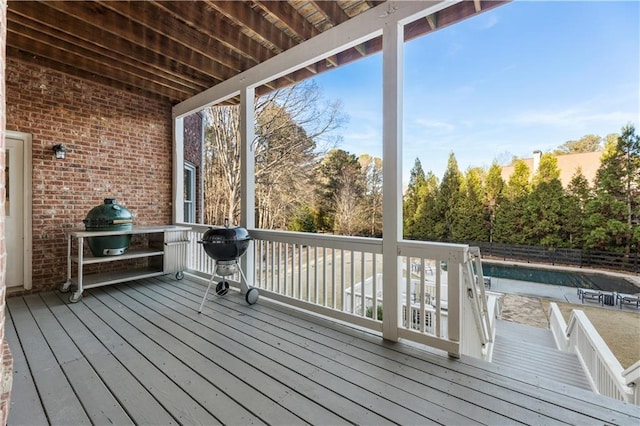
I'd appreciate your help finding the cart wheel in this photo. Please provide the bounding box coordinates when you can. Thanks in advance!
[69,291,83,303]
[60,281,72,293]
[215,281,230,296]
[245,287,259,305]
[175,271,184,280]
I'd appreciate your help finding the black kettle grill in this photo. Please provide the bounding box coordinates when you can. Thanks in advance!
[198,219,259,311]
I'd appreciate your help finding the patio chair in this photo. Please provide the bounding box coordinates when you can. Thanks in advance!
[616,293,640,310]
[578,288,603,305]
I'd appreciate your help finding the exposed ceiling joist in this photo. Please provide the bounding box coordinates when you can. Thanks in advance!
[6,0,510,104]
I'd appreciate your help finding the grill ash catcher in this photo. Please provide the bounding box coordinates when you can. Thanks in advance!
[198,219,259,312]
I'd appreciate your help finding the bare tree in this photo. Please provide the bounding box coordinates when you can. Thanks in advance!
[358,154,383,236]
[333,169,365,235]
[202,80,345,228]
[203,106,241,224]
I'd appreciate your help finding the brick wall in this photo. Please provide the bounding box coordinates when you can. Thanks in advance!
[1,0,14,424]
[5,57,174,294]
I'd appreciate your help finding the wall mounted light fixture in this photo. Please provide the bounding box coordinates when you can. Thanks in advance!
[52,144,67,159]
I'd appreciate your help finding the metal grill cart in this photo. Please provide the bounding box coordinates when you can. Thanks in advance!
[61,225,191,303]
[197,221,259,312]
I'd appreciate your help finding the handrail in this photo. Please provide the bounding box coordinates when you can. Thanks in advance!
[185,226,494,359]
[469,247,492,345]
[565,309,635,403]
[548,302,569,352]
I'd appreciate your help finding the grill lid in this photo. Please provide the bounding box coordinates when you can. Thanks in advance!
[83,198,133,228]
[200,219,251,261]
[201,226,251,243]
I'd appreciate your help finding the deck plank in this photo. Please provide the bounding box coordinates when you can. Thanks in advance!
[146,279,531,425]
[5,276,640,426]
[86,287,307,426]
[119,281,402,425]
[5,309,48,426]
[6,297,91,426]
[100,284,351,426]
[38,292,179,425]
[171,280,576,425]
[174,278,640,425]
[20,295,134,425]
[63,293,228,426]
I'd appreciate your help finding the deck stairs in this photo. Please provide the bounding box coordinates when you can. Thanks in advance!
[491,319,592,390]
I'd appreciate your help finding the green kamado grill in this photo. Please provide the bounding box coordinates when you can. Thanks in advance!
[83,198,133,256]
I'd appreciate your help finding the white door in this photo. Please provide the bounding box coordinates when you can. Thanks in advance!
[5,132,32,289]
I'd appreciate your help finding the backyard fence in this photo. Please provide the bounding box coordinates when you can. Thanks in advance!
[471,243,639,275]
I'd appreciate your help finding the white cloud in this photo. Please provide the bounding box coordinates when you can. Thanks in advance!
[513,108,636,127]
[414,118,455,132]
[474,13,500,30]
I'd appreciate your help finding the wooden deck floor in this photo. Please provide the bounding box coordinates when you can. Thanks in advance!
[6,276,640,425]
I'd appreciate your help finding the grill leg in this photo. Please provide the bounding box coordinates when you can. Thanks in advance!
[237,266,259,305]
[198,274,216,313]
[237,266,249,293]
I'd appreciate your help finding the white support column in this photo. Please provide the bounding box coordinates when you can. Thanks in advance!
[240,86,256,289]
[381,18,403,342]
[173,116,185,224]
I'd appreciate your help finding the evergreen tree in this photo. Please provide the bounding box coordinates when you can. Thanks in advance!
[452,167,488,242]
[524,154,567,247]
[403,158,426,239]
[565,168,591,247]
[485,163,504,243]
[435,153,463,241]
[411,172,440,241]
[494,160,530,244]
[585,124,640,252]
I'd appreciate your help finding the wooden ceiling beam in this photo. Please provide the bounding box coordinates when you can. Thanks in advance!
[307,1,366,58]
[7,18,203,96]
[98,1,250,72]
[200,0,301,85]
[6,35,187,102]
[404,0,509,42]
[254,0,320,42]
[41,1,236,83]
[154,0,269,66]
[204,0,292,55]
[7,9,210,94]
[311,1,351,27]
[8,46,173,102]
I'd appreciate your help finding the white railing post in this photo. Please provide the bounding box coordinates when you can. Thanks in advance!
[447,260,461,358]
[548,302,570,352]
[622,361,640,405]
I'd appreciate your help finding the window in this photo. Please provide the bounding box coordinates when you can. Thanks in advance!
[184,162,196,223]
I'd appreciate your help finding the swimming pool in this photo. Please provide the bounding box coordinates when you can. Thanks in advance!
[482,263,639,294]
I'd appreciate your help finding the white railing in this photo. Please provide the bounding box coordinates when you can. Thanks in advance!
[623,361,640,405]
[185,226,495,358]
[551,305,637,404]
[250,229,384,331]
[396,240,494,358]
[549,302,570,352]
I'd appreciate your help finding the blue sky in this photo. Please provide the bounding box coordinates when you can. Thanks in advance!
[310,0,639,183]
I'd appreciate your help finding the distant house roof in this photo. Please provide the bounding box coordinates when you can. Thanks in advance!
[501,151,604,187]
